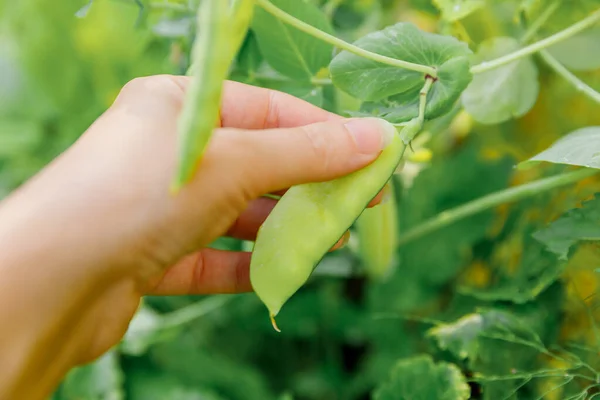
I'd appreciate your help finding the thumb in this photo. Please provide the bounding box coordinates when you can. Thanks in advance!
[212,117,397,196]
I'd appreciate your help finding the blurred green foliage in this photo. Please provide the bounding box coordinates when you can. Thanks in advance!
[2,0,600,399]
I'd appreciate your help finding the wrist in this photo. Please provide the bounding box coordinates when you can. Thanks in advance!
[0,184,137,399]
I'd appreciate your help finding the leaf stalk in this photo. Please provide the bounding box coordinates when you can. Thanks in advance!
[471,7,600,74]
[397,168,599,247]
[254,0,438,78]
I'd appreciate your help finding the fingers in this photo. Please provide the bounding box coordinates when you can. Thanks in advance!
[210,117,397,196]
[168,77,340,129]
[225,197,277,241]
[149,249,252,295]
[148,236,350,296]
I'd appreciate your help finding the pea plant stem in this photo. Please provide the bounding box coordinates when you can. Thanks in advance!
[539,50,600,104]
[519,0,561,44]
[397,168,598,247]
[254,0,438,78]
[148,1,190,12]
[470,7,600,75]
[418,77,434,124]
[520,4,600,105]
[160,295,236,329]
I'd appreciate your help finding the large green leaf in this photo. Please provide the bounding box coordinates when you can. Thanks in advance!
[60,350,124,400]
[329,22,472,123]
[432,0,485,22]
[462,37,539,124]
[429,296,564,400]
[519,127,600,170]
[546,27,600,71]
[533,193,600,260]
[251,0,334,80]
[427,309,544,363]
[372,355,470,400]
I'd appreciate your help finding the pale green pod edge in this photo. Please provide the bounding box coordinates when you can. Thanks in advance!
[172,0,233,191]
[355,180,399,280]
[250,125,406,330]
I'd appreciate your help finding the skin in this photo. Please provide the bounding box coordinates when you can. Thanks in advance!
[0,75,392,400]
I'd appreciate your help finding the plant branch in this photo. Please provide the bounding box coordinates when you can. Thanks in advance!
[397,168,598,247]
[255,0,438,78]
[418,77,434,124]
[149,1,190,12]
[520,0,561,44]
[539,50,600,104]
[161,295,236,329]
[471,7,600,74]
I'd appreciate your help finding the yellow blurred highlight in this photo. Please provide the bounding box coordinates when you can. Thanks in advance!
[461,261,491,288]
[449,109,474,139]
[560,244,600,349]
[406,148,432,163]
[535,356,572,400]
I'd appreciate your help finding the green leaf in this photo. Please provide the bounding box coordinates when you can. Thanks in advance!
[462,37,539,124]
[234,32,264,76]
[372,355,470,400]
[60,350,124,400]
[329,22,472,123]
[459,234,565,303]
[127,368,226,400]
[427,309,544,363]
[251,0,334,80]
[150,338,274,400]
[519,127,600,170]
[432,0,485,22]
[261,82,324,107]
[546,27,600,71]
[533,193,600,260]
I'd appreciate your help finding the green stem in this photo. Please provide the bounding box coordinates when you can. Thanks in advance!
[397,168,598,247]
[311,77,333,86]
[255,0,438,78]
[471,7,600,74]
[149,1,190,12]
[418,77,434,124]
[520,0,561,44]
[161,295,236,329]
[539,50,600,104]
[323,0,343,19]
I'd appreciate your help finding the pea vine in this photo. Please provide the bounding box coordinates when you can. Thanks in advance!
[255,0,600,96]
[242,0,600,245]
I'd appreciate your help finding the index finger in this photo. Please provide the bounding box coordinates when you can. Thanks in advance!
[220,80,341,129]
[170,76,341,129]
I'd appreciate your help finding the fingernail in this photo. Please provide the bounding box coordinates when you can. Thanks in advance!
[345,118,396,154]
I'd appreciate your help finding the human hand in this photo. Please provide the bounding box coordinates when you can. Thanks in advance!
[0,75,395,399]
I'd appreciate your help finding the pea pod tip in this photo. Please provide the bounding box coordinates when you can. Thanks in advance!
[270,314,281,333]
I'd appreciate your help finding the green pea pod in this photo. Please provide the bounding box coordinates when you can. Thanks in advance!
[250,124,406,331]
[355,181,399,280]
[172,0,237,192]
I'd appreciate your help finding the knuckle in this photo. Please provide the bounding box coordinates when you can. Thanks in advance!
[119,75,182,100]
[262,89,280,128]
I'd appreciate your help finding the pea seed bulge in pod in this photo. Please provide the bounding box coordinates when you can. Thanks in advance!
[3,0,600,398]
